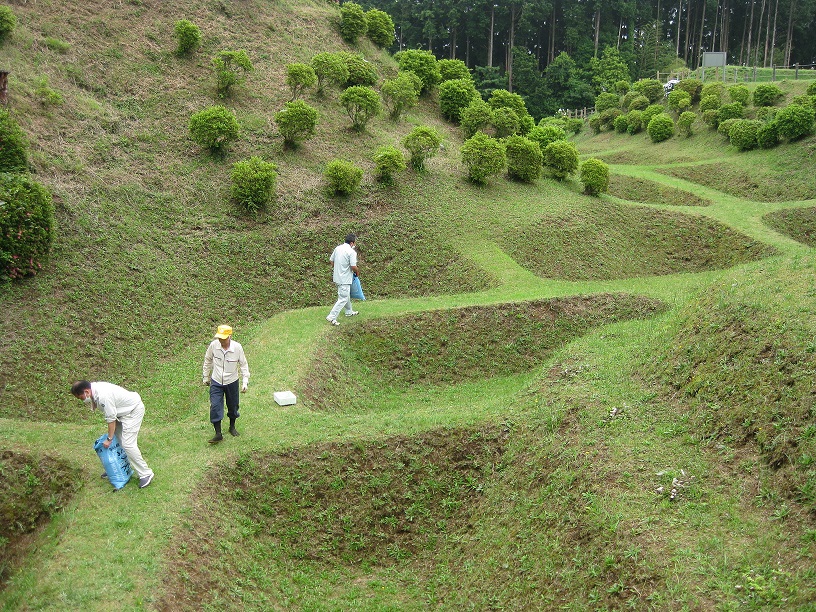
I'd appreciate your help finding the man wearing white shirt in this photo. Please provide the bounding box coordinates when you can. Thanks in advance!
[326,233,360,326]
[71,380,155,489]
[203,324,250,444]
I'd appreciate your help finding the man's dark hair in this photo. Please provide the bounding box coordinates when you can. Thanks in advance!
[345,233,356,244]
[71,380,91,396]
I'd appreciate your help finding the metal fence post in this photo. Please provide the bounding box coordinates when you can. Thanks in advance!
[795,63,799,80]
[772,65,776,81]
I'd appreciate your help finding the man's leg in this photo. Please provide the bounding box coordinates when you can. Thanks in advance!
[118,403,153,481]
[209,383,225,443]
[327,283,351,322]
[224,380,240,436]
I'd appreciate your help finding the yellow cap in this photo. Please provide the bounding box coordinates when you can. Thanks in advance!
[214,325,233,339]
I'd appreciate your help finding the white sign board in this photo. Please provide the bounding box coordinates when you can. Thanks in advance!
[702,52,727,68]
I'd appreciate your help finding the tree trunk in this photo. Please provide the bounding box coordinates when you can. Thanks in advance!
[711,1,719,53]
[618,17,623,50]
[754,0,766,67]
[593,6,601,57]
[655,0,661,70]
[746,0,756,66]
[488,4,494,67]
[769,0,779,66]
[676,0,683,57]
[684,0,694,64]
[784,0,795,66]
[451,27,457,59]
[739,0,747,63]
[696,0,706,68]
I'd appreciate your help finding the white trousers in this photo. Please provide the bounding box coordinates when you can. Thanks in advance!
[327,283,353,321]
[114,402,153,480]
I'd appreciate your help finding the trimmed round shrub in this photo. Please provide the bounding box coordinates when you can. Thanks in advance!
[728,84,751,106]
[588,114,603,134]
[527,124,566,150]
[212,49,253,98]
[626,110,644,134]
[647,113,675,143]
[394,49,440,93]
[667,89,691,114]
[728,119,762,151]
[189,105,240,153]
[566,117,584,134]
[461,132,506,184]
[700,82,725,101]
[718,102,744,124]
[753,83,784,107]
[365,9,394,48]
[599,108,622,131]
[792,94,815,109]
[542,140,579,180]
[676,79,703,104]
[274,100,318,147]
[632,78,664,103]
[504,135,543,183]
[337,52,378,86]
[641,104,666,128]
[372,145,406,184]
[0,173,54,280]
[438,59,471,83]
[461,99,493,138]
[699,94,721,112]
[381,73,419,120]
[757,121,780,149]
[807,81,816,97]
[230,156,277,213]
[717,118,740,138]
[340,86,381,131]
[614,80,630,95]
[311,52,349,94]
[286,63,317,101]
[755,106,779,123]
[622,91,649,111]
[489,89,534,134]
[491,107,520,138]
[677,111,696,137]
[339,2,368,43]
[0,109,28,172]
[324,159,363,196]
[579,158,610,196]
[438,78,480,122]
[174,19,201,55]
[774,103,815,140]
[0,6,17,41]
[595,92,620,113]
[403,125,442,171]
[702,108,720,128]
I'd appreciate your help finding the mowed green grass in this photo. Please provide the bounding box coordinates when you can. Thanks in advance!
[2,0,816,610]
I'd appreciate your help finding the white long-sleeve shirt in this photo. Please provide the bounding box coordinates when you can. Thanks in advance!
[203,339,250,386]
[90,381,143,423]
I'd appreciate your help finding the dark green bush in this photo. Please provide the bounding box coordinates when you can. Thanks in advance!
[381,72,419,120]
[230,157,277,213]
[174,19,201,55]
[700,82,724,101]
[613,113,629,133]
[728,119,762,151]
[699,94,721,112]
[0,6,16,41]
[0,109,28,172]
[676,78,703,104]
[757,121,780,149]
[753,83,784,107]
[588,113,603,134]
[677,111,696,137]
[614,80,630,95]
[338,52,378,86]
[274,100,318,147]
[365,9,394,47]
[599,107,622,131]
[212,49,253,98]
[488,89,534,134]
[702,108,720,128]
[595,92,620,113]
[626,110,644,134]
[340,86,380,131]
[0,173,53,280]
[667,89,691,114]
[189,105,240,153]
[394,49,439,93]
[527,124,566,150]
[717,118,740,138]
[339,2,368,43]
[717,102,744,124]
[491,107,520,138]
[647,113,675,143]
[324,159,363,196]
[403,126,442,171]
[807,81,816,96]
[438,78,480,122]
[728,84,751,105]
[755,106,778,123]
[542,140,579,180]
[566,117,584,134]
[622,91,649,111]
[632,78,663,103]
[372,145,406,184]
[579,158,610,196]
[311,52,349,94]
[504,135,542,183]
[461,132,506,184]
[774,103,815,140]
[460,99,493,138]
[641,104,666,127]
[438,59,471,83]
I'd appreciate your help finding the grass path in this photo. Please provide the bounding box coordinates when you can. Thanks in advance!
[1,156,812,610]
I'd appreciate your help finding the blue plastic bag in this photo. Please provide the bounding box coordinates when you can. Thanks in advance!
[350,274,366,301]
[94,433,133,490]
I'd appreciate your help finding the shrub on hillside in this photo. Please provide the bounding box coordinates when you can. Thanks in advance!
[753,83,784,107]
[700,82,724,101]
[504,135,542,183]
[632,78,663,103]
[579,158,610,196]
[0,6,16,42]
[403,126,442,171]
[728,119,762,150]
[542,140,579,180]
[622,91,649,111]
[717,118,740,138]
[438,78,480,122]
[676,78,703,104]
[728,84,751,106]
[489,90,534,134]
[339,2,368,43]
[702,108,720,128]
[0,109,28,172]
[599,108,622,131]
[699,94,721,112]
[461,132,506,184]
[717,102,744,124]
[365,9,394,47]
[641,104,666,128]
[755,106,778,123]
[340,86,381,131]
[491,107,520,138]
[527,124,566,150]
[337,52,378,86]
[566,117,584,134]
[394,49,439,93]
[381,73,419,120]
[286,63,317,101]
[230,157,277,213]
[0,173,54,280]
[311,52,350,95]
[667,89,691,114]
[626,110,644,134]
[774,103,815,140]
[808,81,816,96]
[791,94,815,109]
[324,159,363,196]
[757,121,780,149]
[372,145,406,184]
[461,99,493,138]
[274,100,318,148]
[588,113,603,134]
[614,80,630,95]
[438,59,471,83]
[677,111,696,137]
[212,49,253,98]
[647,113,675,143]
[189,105,240,153]
[595,92,620,113]
[173,19,201,55]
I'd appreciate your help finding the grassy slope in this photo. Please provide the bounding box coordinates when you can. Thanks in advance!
[1,0,816,610]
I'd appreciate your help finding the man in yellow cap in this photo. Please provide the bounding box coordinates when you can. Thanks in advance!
[202,324,250,444]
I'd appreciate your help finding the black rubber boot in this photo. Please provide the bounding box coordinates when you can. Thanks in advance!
[209,421,223,444]
[229,418,239,437]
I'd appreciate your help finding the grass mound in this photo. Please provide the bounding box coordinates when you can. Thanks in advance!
[764,206,816,247]
[608,174,712,206]
[647,255,816,513]
[0,450,82,586]
[156,426,508,610]
[502,201,776,281]
[300,293,665,411]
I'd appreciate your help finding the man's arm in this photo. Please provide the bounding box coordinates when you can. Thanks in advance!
[239,346,250,392]
[103,420,117,448]
[202,343,214,384]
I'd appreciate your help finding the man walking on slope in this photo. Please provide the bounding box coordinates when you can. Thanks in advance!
[326,233,360,326]
[203,324,250,444]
